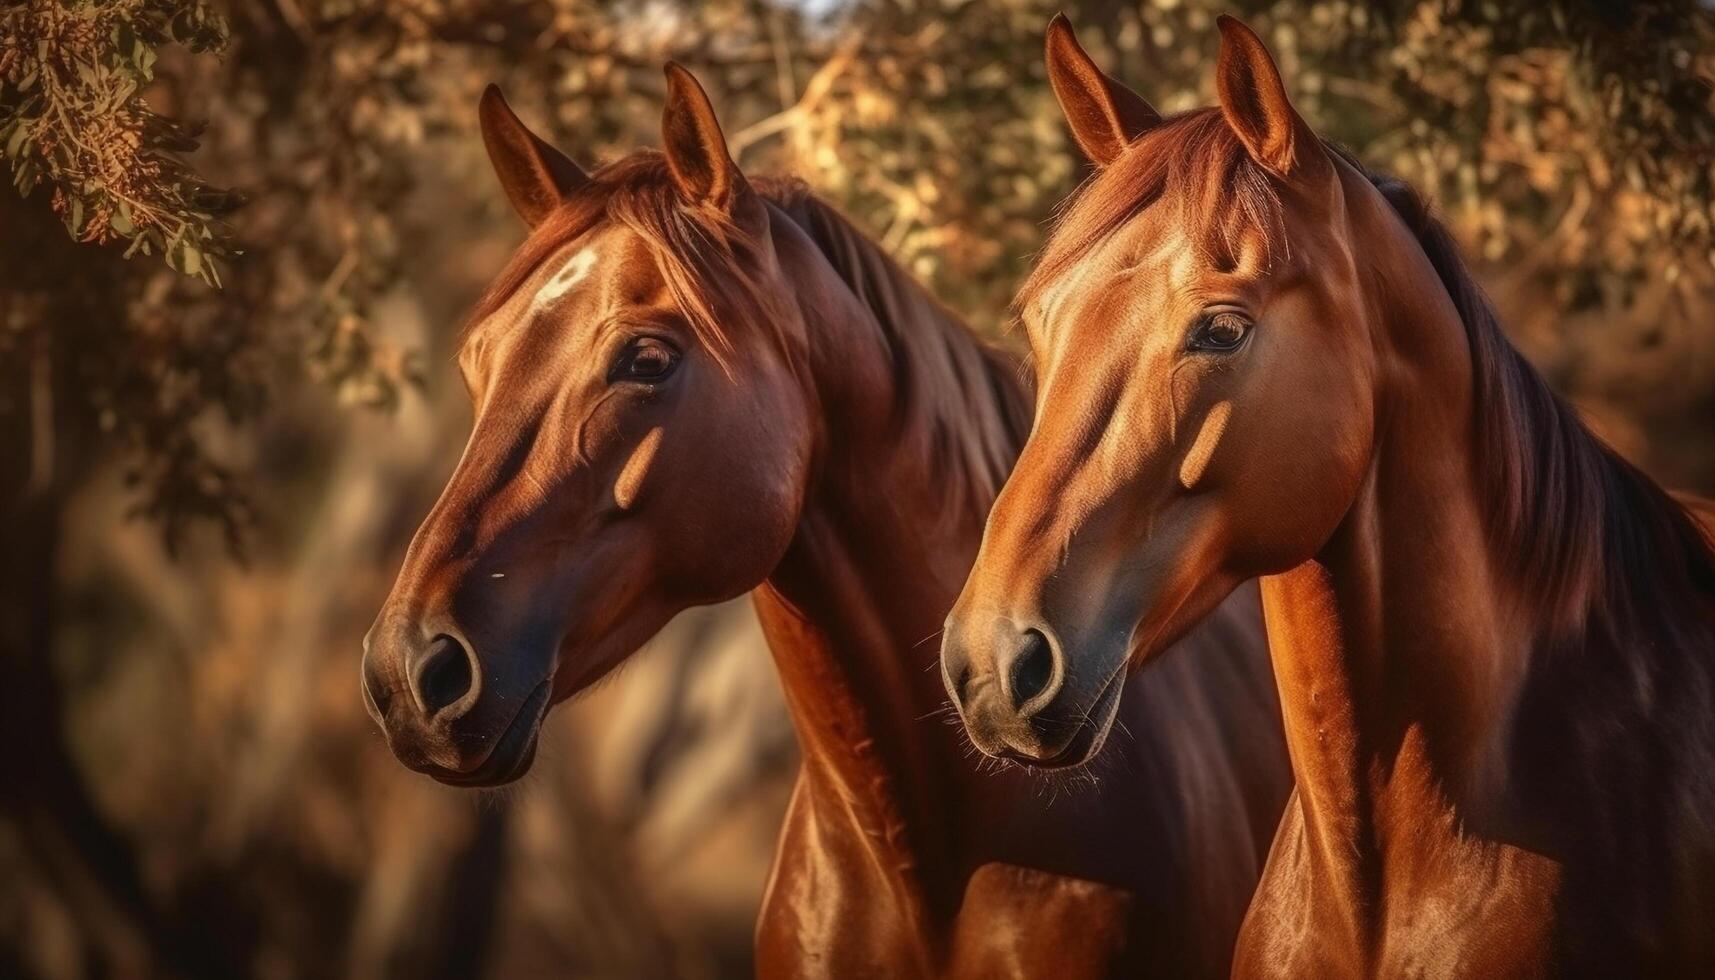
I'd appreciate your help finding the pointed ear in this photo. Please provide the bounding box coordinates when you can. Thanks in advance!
[1044,14,1161,167]
[1214,16,1325,179]
[661,63,744,206]
[479,85,588,227]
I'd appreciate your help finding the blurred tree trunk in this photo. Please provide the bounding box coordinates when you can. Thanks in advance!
[0,193,234,980]
[345,789,509,980]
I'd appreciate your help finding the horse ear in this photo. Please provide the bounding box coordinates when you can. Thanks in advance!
[1044,14,1161,167]
[1214,16,1326,179]
[479,85,588,227]
[661,63,745,206]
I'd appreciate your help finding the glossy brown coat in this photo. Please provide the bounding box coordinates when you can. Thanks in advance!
[361,67,1292,977]
[945,16,1715,979]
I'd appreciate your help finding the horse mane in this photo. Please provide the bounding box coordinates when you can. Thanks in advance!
[1018,108,1285,315]
[759,178,1033,519]
[463,151,1031,522]
[1359,169,1715,641]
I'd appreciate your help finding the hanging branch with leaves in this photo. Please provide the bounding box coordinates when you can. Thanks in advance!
[1,0,240,285]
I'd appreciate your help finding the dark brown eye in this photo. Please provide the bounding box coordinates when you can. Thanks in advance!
[611,337,680,384]
[1190,312,1251,353]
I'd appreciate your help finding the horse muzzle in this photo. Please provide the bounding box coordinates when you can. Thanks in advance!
[361,626,552,786]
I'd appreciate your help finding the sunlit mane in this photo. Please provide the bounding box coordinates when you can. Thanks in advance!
[1018,109,1284,316]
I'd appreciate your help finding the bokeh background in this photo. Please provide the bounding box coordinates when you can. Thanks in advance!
[2,1,1712,977]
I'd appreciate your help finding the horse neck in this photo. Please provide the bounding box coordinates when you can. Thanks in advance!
[1262,165,1715,939]
[1259,428,1529,937]
[1258,169,1554,935]
[751,192,1029,883]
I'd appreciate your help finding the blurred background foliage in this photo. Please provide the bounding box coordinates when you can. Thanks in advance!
[1,1,1711,977]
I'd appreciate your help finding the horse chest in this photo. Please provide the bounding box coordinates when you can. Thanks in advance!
[946,862,1136,979]
[1236,800,1560,979]
[756,782,1141,979]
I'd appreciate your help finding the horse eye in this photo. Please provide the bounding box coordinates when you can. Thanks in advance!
[612,337,680,384]
[1190,312,1251,353]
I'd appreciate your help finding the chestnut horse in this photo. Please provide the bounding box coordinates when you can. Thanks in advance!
[942,14,1715,978]
[360,66,1290,977]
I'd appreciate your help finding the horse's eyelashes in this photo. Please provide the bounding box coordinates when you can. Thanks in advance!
[609,336,682,385]
[1188,311,1252,353]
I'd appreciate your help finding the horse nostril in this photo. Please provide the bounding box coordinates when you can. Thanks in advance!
[1008,629,1055,710]
[412,634,475,717]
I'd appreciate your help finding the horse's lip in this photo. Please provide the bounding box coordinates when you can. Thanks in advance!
[424,681,551,788]
[1009,668,1125,770]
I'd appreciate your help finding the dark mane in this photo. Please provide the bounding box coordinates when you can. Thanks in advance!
[763,180,1033,518]
[1361,169,1715,638]
[1018,109,1284,314]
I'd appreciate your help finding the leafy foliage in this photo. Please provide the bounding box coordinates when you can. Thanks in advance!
[1,0,237,285]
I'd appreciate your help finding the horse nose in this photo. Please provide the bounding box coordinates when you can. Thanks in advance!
[363,624,504,775]
[409,634,477,719]
[943,621,1064,719]
[942,617,1075,762]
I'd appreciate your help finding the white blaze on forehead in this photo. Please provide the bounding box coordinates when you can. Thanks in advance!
[533,246,599,312]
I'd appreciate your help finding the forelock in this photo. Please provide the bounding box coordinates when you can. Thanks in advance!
[1018,109,1286,318]
[459,151,790,373]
